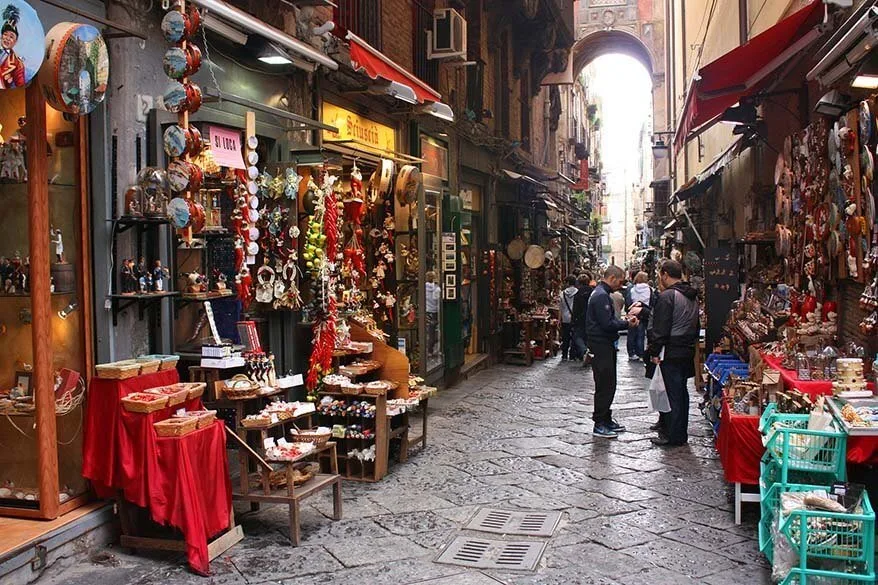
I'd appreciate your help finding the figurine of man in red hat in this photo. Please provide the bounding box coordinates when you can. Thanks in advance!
[0,5,26,89]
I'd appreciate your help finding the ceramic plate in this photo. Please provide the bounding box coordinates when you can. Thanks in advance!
[0,0,46,91]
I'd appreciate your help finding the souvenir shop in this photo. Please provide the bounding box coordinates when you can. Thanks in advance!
[0,0,115,523]
[693,4,878,583]
[2,0,443,579]
[494,172,563,366]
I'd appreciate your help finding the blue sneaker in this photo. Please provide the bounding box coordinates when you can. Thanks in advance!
[593,424,618,438]
[609,420,626,433]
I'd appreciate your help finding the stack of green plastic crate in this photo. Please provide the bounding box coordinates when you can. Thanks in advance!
[758,404,875,584]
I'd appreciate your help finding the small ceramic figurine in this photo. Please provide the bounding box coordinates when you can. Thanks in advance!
[50,226,64,263]
[120,258,135,294]
[152,261,169,292]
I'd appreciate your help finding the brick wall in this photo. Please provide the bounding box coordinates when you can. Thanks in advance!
[382,0,413,72]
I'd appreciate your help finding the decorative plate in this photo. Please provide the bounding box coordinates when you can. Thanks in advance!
[161,10,186,44]
[162,81,188,113]
[163,46,188,80]
[167,159,191,192]
[0,0,45,90]
[861,100,873,145]
[167,197,190,228]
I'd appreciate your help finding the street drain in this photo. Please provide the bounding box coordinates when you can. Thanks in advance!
[435,537,546,571]
[464,508,561,537]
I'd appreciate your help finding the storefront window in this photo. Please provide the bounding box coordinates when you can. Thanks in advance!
[0,87,89,512]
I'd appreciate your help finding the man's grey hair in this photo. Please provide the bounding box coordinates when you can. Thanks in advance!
[603,265,625,280]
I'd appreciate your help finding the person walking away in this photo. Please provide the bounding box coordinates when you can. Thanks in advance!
[586,266,640,438]
[627,271,652,361]
[646,260,699,447]
[571,274,593,363]
[559,275,578,361]
[425,271,441,357]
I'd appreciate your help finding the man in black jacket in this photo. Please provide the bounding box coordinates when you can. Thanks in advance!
[586,265,640,438]
[646,260,699,446]
[570,273,593,363]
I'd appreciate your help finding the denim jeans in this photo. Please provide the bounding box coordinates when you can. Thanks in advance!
[627,322,645,358]
[560,322,573,359]
[660,358,690,445]
[571,324,587,361]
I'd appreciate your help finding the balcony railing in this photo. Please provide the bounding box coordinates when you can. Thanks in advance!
[413,0,440,90]
[334,0,382,49]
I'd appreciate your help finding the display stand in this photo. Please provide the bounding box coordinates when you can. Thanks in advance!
[317,390,390,482]
[504,320,534,365]
[227,432,341,546]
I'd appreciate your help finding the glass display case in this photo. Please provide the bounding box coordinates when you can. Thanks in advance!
[0,85,93,519]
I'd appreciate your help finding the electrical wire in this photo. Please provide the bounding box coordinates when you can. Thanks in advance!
[688,0,720,80]
[748,0,770,37]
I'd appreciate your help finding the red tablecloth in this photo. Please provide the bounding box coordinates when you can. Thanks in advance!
[82,371,232,575]
[717,399,764,484]
[717,400,878,485]
[761,353,838,398]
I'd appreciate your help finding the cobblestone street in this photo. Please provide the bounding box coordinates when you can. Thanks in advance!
[45,356,770,585]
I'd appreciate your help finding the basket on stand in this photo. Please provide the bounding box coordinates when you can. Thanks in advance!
[154,416,199,437]
[96,360,142,380]
[292,429,331,446]
[121,393,170,413]
[220,375,260,400]
[134,358,162,374]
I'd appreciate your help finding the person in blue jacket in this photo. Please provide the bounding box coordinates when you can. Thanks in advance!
[586,265,641,438]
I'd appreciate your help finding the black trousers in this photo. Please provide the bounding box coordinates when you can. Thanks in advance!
[560,323,573,358]
[660,358,690,445]
[588,341,617,425]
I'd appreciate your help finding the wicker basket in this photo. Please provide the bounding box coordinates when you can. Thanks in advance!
[194,410,216,428]
[154,417,198,437]
[96,360,142,380]
[240,415,272,428]
[364,381,397,396]
[145,385,190,407]
[220,375,260,400]
[135,358,162,374]
[183,382,206,400]
[293,429,331,446]
[138,354,180,371]
[122,392,169,413]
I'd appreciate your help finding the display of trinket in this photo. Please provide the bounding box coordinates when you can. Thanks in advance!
[244,351,277,388]
[137,167,171,218]
[265,441,315,462]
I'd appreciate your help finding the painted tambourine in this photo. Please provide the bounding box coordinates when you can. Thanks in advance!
[0,1,45,90]
[507,237,527,261]
[40,23,108,114]
[167,197,191,229]
[524,245,546,269]
[395,165,421,206]
[861,100,873,146]
[378,159,394,195]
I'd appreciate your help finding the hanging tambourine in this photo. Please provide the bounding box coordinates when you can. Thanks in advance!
[378,159,394,196]
[40,23,108,114]
[167,197,191,229]
[524,245,546,269]
[0,1,44,91]
[507,237,527,261]
[395,164,421,206]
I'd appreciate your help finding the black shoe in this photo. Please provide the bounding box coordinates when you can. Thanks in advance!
[651,437,686,447]
[649,422,662,431]
[609,420,626,433]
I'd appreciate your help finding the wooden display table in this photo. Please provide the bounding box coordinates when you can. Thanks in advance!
[227,432,342,546]
[503,320,534,366]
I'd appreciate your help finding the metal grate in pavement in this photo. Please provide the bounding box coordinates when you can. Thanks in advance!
[464,508,561,537]
[435,537,546,571]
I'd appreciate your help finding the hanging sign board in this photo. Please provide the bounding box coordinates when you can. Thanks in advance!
[0,0,45,90]
[321,102,396,153]
[208,125,244,169]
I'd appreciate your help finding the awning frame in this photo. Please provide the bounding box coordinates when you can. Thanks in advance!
[346,32,442,104]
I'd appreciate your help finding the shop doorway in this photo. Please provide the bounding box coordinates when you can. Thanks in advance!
[460,183,486,368]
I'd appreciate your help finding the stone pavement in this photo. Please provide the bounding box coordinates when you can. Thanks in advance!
[41,355,770,585]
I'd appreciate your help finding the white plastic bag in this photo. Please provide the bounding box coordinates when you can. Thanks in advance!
[647,363,671,413]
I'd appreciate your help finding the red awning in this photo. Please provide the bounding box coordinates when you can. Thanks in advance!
[347,32,442,104]
[674,0,825,153]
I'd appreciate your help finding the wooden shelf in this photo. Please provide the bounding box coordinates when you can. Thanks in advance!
[238,410,315,432]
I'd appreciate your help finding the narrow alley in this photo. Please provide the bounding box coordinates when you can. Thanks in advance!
[44,356,768,585]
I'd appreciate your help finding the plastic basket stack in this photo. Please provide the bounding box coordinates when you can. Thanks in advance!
[759,403,874,584]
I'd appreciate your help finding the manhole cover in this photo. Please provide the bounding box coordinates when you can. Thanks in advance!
[464,508,561,537]
[435,537,546,571]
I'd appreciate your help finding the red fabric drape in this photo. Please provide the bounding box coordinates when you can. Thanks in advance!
[83,371,232,575]
[760,353,877,399]
[717,399,764,485]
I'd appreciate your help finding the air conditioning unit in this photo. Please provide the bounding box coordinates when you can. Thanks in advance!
[427,8,467,60]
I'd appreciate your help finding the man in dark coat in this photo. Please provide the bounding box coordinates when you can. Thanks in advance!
[570,273,593,363]
[585,265,639,438]
[646,260,699,446]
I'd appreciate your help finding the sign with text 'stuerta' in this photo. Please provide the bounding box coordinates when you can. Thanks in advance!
[321,102,396,153]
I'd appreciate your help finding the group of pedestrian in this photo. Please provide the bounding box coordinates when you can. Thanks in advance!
[558,260,699,447]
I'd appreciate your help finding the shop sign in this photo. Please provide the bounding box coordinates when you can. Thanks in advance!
[321,102,396,153]
[208,125,244,169]
[460,184,481,211]
[421,136,447,180]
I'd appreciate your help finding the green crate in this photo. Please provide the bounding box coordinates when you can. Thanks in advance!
[761,408,847,482]
[778,488,875,571]
[779,567,877,584]
[760,478,831,560]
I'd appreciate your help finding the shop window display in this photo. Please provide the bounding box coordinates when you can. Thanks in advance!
[0,87,90,513]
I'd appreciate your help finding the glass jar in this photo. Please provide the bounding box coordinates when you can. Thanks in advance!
[796,348,812,381]
[137,167,170,217]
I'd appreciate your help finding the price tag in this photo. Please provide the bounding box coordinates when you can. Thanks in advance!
[208,126,245,170]
[270,413,279,424]
[175,408,186,416]
[277,438,289,447]
[263,437,276,449]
